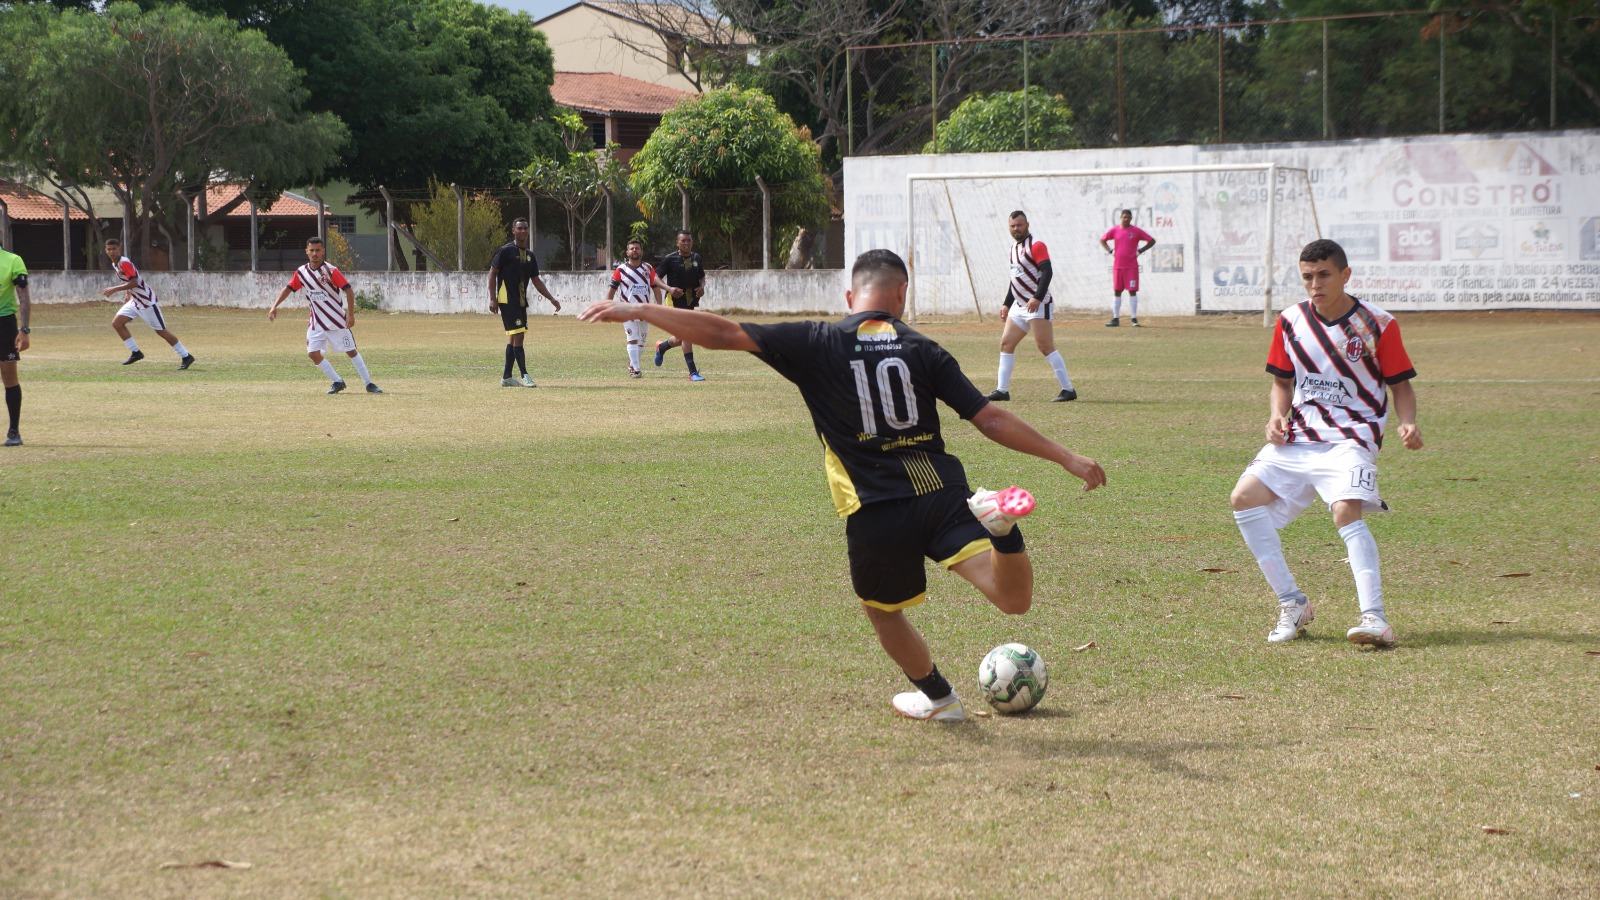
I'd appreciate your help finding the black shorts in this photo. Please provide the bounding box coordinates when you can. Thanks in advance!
[0,315,17,363]
[667,291,698,310]
[845,486,995,611]
[499,301,529,335]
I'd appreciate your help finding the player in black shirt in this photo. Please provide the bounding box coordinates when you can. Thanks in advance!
[580,249,1106,722]
[652,231,707,381]
[488,218,562,387]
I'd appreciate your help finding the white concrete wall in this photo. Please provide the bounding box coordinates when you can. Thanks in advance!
[28,269,853,316]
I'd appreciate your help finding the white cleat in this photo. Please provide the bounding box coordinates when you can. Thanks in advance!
[892,691,966,722]
[1347,613,1398,648]
[520,373,536,388]
[1268,600,1315,643]
[967,486,1036,536]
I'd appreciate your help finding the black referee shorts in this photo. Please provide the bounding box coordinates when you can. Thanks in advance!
[0,315,18,363]
[845,486,995,612]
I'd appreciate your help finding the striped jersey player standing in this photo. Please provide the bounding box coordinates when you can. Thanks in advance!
[604,238,665,377]
[101,239,196,369]
[267,236,382,394]
[986,211,1078,403]
[1230,238,1423,648]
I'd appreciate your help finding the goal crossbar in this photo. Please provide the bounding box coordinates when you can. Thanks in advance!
[905,164,1320,324]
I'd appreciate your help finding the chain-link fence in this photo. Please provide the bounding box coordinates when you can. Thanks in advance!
[847,9,1599,157]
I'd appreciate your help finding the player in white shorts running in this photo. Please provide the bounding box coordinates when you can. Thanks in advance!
[268,236,382,395]
[101,239,195,369]
[1229,238,1423,648]
[604,238,666,377]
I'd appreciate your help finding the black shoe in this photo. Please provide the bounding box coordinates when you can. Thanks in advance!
[1051,389,1078,402]
[327,381,347,394]
[1131,318,1140,327]
[1104,318,1119,327]
[4,429,20,447]
[985,389,1011,402]
[365,382,383,394]
[122,350,145,365]
[179,354,196,369]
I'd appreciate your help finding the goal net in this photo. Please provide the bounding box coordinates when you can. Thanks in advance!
[906,165,1321,323]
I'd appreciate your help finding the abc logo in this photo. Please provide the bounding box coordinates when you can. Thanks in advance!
[1396,227,1434,248]
[1389,222,1441,261]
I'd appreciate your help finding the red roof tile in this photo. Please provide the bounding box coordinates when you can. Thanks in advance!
[194,185,319,217]
[553,71,694,117]
[0,182,89,221]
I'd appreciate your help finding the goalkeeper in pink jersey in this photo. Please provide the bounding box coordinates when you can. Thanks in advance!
[1098,209,1155,327]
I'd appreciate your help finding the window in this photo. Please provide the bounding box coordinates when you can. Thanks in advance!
[327,215,357,235]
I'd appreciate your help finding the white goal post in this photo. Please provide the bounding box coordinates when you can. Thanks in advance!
[905,164,1321,325]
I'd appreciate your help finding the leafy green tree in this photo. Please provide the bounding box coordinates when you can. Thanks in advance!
[629,87,831,269]
[411,179,506,271]
[923,87,1080,153]
[0,1,346,264]
[515,109,627,271]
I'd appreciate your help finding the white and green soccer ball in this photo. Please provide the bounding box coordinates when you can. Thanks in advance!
[978,643,1048,714]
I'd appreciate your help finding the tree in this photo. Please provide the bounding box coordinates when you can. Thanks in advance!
[515,109,627,271]
[0,2,346,265]
[923,87,1080,153]
[411,179,506,271]
[587,0,749,92]
[629,87,831,269]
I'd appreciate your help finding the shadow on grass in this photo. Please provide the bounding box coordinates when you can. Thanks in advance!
[1402,627,1600,649]
[1027,736,1232,780]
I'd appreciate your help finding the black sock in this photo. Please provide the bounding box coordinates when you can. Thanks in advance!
[683,352,697,374]
[514,345,527,375]
[5,384,18,431]
[910,665,953,701]
[503,345,514,379]
[991,525,1025,554]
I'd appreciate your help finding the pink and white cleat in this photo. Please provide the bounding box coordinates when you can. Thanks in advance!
[967,486,1036,536]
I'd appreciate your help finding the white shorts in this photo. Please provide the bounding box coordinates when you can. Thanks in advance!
[1005,300,1053,333]
[624,318,650,345]
[116,300,167,331]
[307,325,357,354]
[1242,441,1387,529]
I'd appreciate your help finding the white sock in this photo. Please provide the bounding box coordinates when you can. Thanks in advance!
[627,343,641,370]
[124,337,139,351]
[316,359,340,382]
[1112,296,1122,318]
[1234,507,1305,603]
[996,352,1016,391]
[172,342,188,357]
[1129,296,1139,318]
[1340,520,1384,618]
[1045,350,1073,390]
[350,353,372,385]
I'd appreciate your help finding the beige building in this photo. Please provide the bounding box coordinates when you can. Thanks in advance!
[534,1,745,93]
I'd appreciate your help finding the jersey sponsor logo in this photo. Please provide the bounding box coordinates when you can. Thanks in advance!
[1301,374,1354,405]
[855,321,898,342]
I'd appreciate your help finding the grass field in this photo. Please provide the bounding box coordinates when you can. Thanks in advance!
[3,302,1597,897]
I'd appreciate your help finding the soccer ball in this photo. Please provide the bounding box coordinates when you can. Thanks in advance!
[978,643,1048,714]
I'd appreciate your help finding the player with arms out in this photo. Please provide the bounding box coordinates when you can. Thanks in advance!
[580,249,1106,721]
[1099,209,1155,327]
[0,243,31,446]
[652,230,707,381]
[488,218,562,387]
[604,238,665,378]
[101,238,195,369]
[986,211,1078,403]
[1230,238,1423,648]
[268,236,382,395]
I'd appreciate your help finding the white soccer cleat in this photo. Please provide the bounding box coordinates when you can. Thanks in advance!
[892,691,966,723]
[967,486,1036,536]
[1347,613,1398,648]
[520,373,536,388]
[1268,599,1315,643]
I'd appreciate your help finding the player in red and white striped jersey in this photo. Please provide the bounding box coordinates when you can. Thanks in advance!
[984,211,1077,403]
[604,239,666,377]
[101,239,195,369]
[1229,238,1423,648]
[268,236,382,395]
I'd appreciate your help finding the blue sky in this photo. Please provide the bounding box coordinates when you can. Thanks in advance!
[492,0,574,22]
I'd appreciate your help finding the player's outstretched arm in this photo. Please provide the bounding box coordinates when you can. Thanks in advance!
[1390,380,1423,450]
[579,300,757,352]
[969,403,1106,491]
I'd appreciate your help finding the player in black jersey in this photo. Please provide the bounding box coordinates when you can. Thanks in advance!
[581,249,1106,722]
[488,218,562,387]
[652,231,707,381]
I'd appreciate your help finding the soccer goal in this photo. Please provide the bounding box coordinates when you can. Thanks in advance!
[905,164,1321,324]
